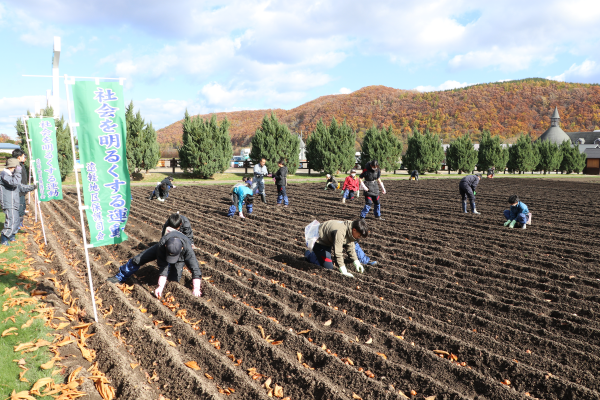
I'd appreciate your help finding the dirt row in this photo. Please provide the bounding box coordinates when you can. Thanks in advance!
[34,178,600,400]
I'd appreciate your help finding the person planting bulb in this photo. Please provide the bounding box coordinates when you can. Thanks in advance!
[107,216,202,298]
[503,195,531,230]
[303,219,369,278]
[459,174,481,214]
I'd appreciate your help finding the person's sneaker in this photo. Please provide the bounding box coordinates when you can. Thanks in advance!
[472,210,480,215]
[341,198,346,204]
[283,205,288,207]
[367,261,377,267]
[9,235,16,242]
[375,216,384,220]
[106,276,122,284]
[521,224,527,230]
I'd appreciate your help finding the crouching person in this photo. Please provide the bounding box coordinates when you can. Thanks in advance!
[341,170,359,203]
[107,225,202,298]
[1,158,37,245]
[304,219,369,278]
[228,182,254,219]
[162,212,196,248]
[503,195,531,230]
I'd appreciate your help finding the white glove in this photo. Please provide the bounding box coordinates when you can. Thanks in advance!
[165,226,177,234]
[172,185,177,189]
[360,181,369,191]
[192,278,202,297]
[239,211,245,219]
[379,181,386,195]
[353,260,364,273]
[339,265,354,278]
[154,276,167,299]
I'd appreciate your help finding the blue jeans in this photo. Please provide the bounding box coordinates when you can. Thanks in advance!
[503,210,528,224]
[277,185,288,205]
[360,194,380,218]
[354,242,370,264]
[342,189,356,200]
[306,242,334,270]
[253,179,265,195]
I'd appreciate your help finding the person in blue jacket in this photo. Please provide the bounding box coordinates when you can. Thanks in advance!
[503,195,530,230]
[355,242,377,267]
[459,174,481,214]
[228,181,254,219]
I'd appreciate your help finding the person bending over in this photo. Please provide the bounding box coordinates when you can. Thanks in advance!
[459,174,481,214]
[304,219,369,278]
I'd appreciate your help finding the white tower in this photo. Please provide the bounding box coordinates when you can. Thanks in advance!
[50,36,61,117]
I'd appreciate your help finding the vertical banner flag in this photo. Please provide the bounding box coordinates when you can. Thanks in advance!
[27,117,63,201]
[72,81,130,247]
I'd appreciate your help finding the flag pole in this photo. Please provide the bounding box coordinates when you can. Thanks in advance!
[64,74,99,323]
[22,116,47,245]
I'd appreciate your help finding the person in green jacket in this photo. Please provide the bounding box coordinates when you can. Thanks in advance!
[304,219,369,278]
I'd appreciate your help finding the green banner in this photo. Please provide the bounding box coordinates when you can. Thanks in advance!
[72,81,130,247]
[27,117,63,201]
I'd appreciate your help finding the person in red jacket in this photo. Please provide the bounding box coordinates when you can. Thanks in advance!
[341,169,360,204]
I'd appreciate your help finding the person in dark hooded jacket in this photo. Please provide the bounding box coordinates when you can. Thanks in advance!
[359,160,386,219]
[459,174,481,214]
[273,159,288,206]
[162,213,194,242]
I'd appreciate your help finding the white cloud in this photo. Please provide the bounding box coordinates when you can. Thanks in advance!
[549,60,600,83]
[415,80,473,92]
[339,87,352,94]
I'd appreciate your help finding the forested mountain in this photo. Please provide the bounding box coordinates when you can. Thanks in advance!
[157,79,600,151]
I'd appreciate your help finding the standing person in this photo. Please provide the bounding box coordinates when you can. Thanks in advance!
[359,160,386,220]
[303,219,369,278]
[107,223,202,299]
[273,159,288,207]
[324,174,338,191]
[228,181,254,218]
[0,159,37,245]
[410,170,419,181]
[253,158,268,204]
[503,195,531,230]
[11,149,29,229]
[341,170,359,203]
[459,174,481,214]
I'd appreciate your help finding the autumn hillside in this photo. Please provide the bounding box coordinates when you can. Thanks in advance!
[157,79,600,151]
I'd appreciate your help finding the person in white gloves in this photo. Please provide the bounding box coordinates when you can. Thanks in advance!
[359,160,386,220]
[303,219,369,278]
[107,225,202,299]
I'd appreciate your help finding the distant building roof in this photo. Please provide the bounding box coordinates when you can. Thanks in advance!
[565,132,600,144]
[551,106,560,119]
[0,143,20,150]
[538,126,572,144]
[583,147,600,158]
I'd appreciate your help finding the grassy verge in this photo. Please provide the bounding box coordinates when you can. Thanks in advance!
[0,213,60,398]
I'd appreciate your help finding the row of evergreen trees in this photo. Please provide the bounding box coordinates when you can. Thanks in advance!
[442,131,586,175]
[14,101,160,181]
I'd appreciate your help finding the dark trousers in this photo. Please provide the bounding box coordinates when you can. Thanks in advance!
[19,196,26,217]
[115,244,184,282]
[459,184,476,212]
[311,242,334,270]
[360,194,380,218]
[276,185,288,205]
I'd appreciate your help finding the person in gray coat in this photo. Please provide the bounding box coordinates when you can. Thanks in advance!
[1,158,36,245]
[459,174,481,214]
[253,158,269,204]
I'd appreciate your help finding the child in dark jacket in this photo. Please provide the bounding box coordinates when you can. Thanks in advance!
[503,195,531,230]
[273,159,288,206]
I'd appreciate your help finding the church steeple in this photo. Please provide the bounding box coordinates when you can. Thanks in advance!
[551,106,560,127]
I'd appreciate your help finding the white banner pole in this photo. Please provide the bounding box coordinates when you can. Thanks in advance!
[22,116,48,245]
[64,74,98,323]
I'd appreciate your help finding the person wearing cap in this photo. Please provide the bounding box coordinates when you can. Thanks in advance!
[359,160,386,220]
[324,174,338,191]
[107,226,202,298]
[253,158,269,204]
[227,180,254,218]
[0,158,37,245]
[303,219,369,278]
[459,174,481,214]
[273,159,288,207]
[410,170,419,181]
[341,170,360,203]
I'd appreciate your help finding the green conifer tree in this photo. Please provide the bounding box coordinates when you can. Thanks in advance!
[559,141,587,174]
[55,116,73,182]
[306,118,356,174]
[535,140,562,174]
[141,122,160,173]
[507,134,539,173]
[478,130,508,172]
[179,112,233,178]
[402,127,442,173]
[125,101,146,174]
[249,113,300,174]
[446,134,478,174]
[360,125,403,171]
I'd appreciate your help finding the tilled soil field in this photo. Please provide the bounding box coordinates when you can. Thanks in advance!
[36,178,600,400]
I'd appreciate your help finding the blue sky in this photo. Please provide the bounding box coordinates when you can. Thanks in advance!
[1,0,600,137]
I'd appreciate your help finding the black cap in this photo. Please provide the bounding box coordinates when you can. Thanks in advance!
[165,237,183,263]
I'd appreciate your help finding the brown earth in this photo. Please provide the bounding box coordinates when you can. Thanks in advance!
[32,178,600,399]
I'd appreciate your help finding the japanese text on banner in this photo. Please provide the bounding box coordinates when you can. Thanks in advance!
[26,117,63,201]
